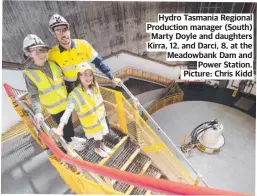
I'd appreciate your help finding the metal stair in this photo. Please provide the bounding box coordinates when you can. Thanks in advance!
[70,126,167,195]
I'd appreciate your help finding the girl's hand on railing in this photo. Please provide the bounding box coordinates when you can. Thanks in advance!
[53,124,64,136]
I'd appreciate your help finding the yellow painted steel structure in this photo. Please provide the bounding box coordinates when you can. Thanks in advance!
[96,66,172,86]
[1,121,27,143]
[5,78,198,194]
[143,83,184,120]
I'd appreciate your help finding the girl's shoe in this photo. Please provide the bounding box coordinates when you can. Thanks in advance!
[95,148,108,158]
[101,145,112,154]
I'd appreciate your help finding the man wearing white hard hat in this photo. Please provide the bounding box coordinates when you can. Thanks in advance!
[47,14,122,93]
[22,34,87,151]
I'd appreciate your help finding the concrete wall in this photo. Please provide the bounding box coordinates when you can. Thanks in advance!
[127,88,166,106]
[2,70,27,132]
[103,52,182,80]
[3,1,192,64]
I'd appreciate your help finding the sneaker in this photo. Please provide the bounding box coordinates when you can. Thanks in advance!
[68,141,85,151]
[101,145,112,154]
[72,136,87,145]
[95,148,108,158]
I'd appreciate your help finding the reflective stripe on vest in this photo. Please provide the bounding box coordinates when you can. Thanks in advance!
[62,65,76,71]
[82,115,105,130]
[78,102,103,118]
[48,39,98,81]
[24,61,68,114]
[63,76,77,82]
[39,83,63,94]
[73,88,86,107]
[44,98,68,109]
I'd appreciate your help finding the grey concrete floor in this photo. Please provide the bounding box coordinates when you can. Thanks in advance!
[147,101,255,194]
[1,133,69,194]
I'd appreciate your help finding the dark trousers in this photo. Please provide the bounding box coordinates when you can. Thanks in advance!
[52,110,74,143]
[65,80,77,94]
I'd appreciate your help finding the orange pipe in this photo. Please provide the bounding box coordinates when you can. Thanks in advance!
[3,83,13,96]
[39,133,252,196]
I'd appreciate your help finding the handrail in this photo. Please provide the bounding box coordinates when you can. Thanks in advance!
[3,82,253,195]
[39,131,251,196]
[94,73,208,186]
[96,66,172,87]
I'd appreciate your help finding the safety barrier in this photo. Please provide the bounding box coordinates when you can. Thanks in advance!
[143,84,184,120]
[3,82,253,195]
[40,132,251,196]
[96,66,173,87]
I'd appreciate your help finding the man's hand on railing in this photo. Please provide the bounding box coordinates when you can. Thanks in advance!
[111,78,122,86]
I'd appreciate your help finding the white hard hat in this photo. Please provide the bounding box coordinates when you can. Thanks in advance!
[76,62,94,74]
[23,34,49,55]
[49,14,69,32]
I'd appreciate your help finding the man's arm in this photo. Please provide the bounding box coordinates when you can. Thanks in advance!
[91,55,115,80]
[83,40,115,80]
[23,73,42,114]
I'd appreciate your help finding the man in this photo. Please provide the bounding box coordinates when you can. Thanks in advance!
[47,14,122,93]
[22,34,87,151]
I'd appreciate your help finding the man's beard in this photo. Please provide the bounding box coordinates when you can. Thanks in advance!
[60,37,70,45]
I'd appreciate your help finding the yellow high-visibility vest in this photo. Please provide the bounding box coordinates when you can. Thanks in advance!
[69,85,105,134]
[47,39,98,82]
[24,61,68,114]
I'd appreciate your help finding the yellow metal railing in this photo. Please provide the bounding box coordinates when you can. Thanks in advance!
[144,84,184,120]
[4,74,207,194]
[49,154,123,195]
[97,66,172,87]
[99,86,196,185]
[1,121,28,143]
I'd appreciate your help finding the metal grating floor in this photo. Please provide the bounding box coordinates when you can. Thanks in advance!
[74,126,125,163]
[105,138,138,169]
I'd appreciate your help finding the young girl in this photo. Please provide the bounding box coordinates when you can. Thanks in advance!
[55,62,112,157]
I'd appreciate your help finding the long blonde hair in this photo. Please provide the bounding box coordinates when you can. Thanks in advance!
[76,71,99,94]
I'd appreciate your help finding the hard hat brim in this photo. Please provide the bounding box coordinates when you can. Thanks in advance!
[78,68,94,73]
[29,45,50,50]
[51,23,70,30]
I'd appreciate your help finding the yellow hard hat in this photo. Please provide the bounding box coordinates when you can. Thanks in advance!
[76,62,94,74]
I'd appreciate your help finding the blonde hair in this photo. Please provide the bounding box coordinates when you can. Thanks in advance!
[76,71,99,94]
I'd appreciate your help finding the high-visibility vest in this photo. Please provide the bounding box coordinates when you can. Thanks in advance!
[24,61,68,114]
[47,39,98,82]
[69,85,105,134]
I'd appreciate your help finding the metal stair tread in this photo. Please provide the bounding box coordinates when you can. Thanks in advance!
[104,138,140,169]
[113,153,152,193]
[130,165,163,195]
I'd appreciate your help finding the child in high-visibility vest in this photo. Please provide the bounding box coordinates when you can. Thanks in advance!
[55,62,112,157]
[22,34,87,151]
